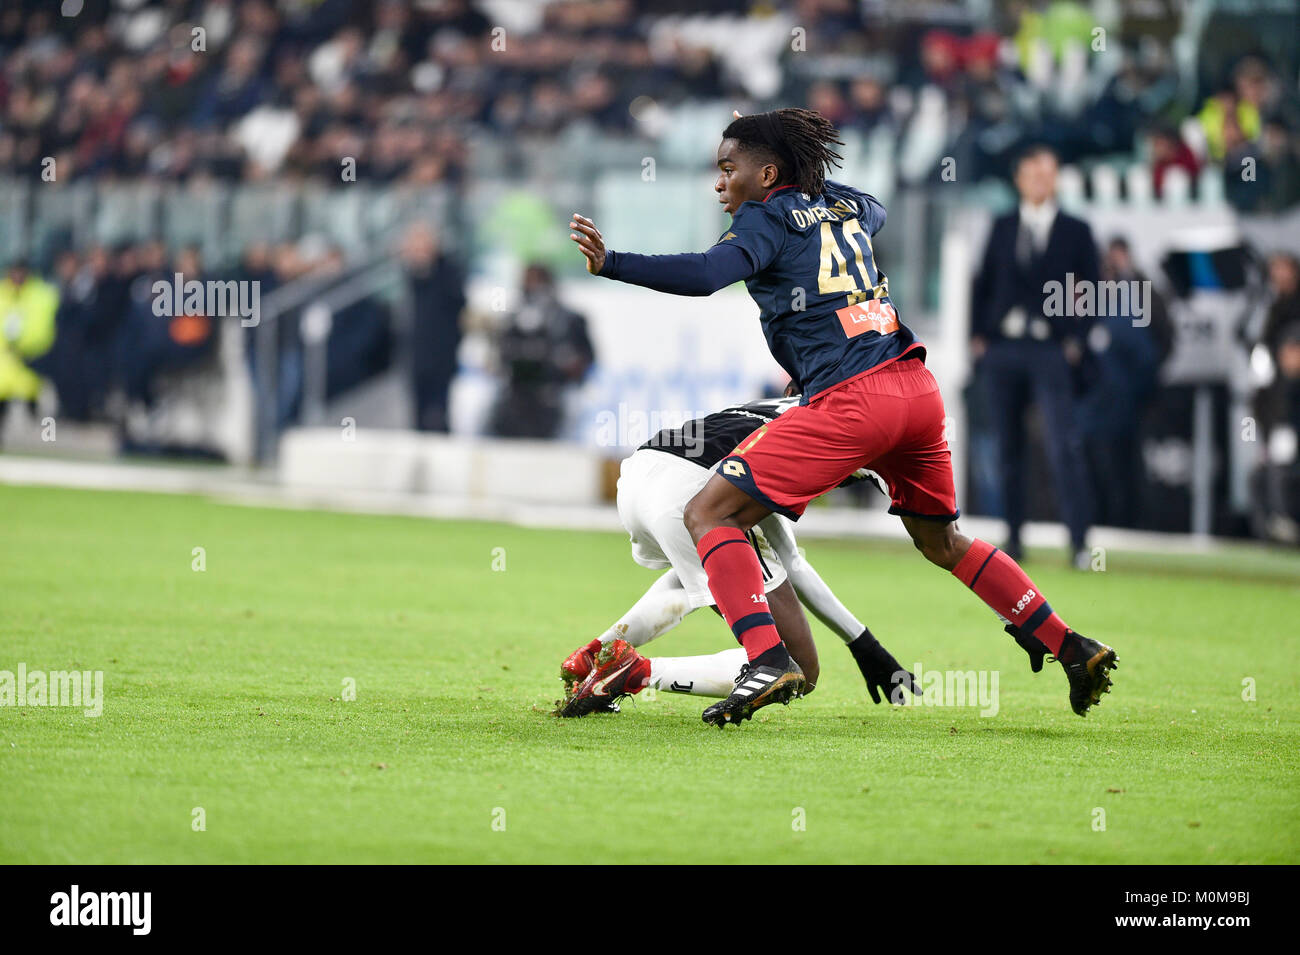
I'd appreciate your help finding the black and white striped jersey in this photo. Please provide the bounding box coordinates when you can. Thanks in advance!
[638,397,885,495]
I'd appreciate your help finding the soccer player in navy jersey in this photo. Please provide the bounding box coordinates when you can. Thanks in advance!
[556,396,923,718]
[569,108,1117,727]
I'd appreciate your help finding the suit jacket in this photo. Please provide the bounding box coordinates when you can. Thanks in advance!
[971,208,1100,346]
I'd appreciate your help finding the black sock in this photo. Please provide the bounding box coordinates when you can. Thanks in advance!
[751,643,791,671]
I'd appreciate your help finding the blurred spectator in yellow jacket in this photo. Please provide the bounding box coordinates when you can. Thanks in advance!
[1197,88,1261,163]
[0,260,59,402]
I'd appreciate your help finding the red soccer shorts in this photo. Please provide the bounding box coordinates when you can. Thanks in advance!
[718,357,959,522]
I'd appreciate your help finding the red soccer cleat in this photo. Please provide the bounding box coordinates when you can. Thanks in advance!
[561,639,603,689]
[559,639,651,718]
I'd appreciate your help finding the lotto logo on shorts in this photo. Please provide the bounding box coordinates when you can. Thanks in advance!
[835,299,899,339]
[723,460,747,477]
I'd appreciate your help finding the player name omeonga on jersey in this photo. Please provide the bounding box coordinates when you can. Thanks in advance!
[787,196,858,227]
[1042,272,1152,326]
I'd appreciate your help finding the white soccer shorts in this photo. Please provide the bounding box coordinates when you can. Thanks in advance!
[615,448,788,609]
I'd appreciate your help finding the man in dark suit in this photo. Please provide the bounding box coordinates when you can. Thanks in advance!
[402,223,466,433]
[971,145,1098,568]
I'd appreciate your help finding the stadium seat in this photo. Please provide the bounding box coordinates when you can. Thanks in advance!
[1125,163,1154,205]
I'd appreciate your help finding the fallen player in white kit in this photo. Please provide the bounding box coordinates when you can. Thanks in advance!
[558,397,919,717]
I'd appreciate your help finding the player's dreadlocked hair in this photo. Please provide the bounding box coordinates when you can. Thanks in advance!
[722,108,845,197]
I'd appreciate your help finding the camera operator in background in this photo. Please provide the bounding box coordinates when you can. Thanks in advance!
[489,263,594,440]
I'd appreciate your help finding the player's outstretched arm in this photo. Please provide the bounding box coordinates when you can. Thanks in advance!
[760,514,919,703]
[767,580,819,693]
[788,555,920,703]
[569,213,753,296]
[758,514,863,643]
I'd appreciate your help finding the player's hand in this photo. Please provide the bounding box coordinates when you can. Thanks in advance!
[569,213,606,275]
[848,631,919,704]
[1005,623,1051,673]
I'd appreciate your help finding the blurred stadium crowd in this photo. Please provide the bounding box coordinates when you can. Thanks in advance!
[2,0,1298,199]
[1,0,1298,542]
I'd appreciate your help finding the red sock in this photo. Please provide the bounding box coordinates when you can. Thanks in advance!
[952,539,1070,654]
[696,527,781,661]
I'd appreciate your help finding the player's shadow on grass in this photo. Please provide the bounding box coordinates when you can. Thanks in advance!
[534,696,1078,742]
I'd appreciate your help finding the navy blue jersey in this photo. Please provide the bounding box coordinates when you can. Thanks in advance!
[718,180,924,399]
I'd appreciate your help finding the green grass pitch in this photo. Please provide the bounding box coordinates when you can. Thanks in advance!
[2,482,1297,864]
